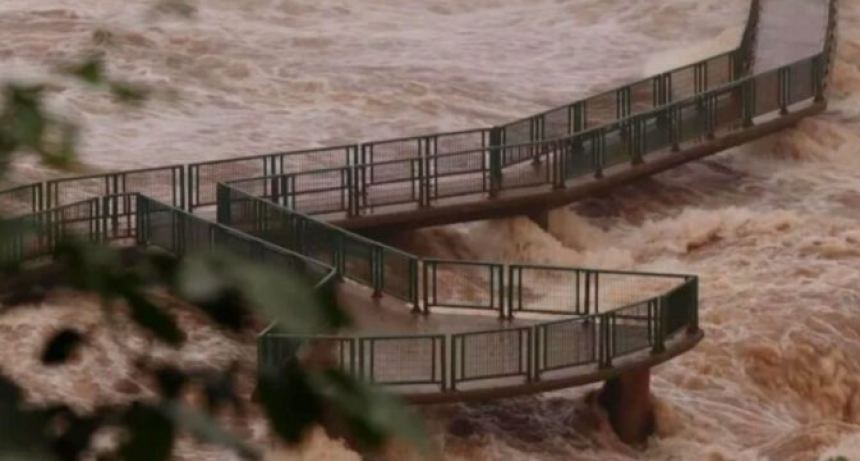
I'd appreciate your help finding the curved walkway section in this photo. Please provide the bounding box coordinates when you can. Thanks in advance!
[0,0,837,404]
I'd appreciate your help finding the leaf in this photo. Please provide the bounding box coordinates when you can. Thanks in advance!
[311,369,431,455]
[0,374,57,461]
[41,329,85,365]
[7,86,47,146]
[160,402,260,460]
[109,82,150,107]
[256,362,322,445]
[125,291,185,346]
[65,56,105,85]
[48,410,106,461]
[118,404,174,461]
[154,367,187,399]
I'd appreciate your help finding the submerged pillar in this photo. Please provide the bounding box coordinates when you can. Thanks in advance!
[598,366,655,445]
[526,209,550,231]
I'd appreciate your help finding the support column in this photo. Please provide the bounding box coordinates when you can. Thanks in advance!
[598,366,655,446]
[526,209,550,231]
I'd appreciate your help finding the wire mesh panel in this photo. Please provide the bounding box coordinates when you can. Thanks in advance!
[668,65,696,102]
[356,158,422,212]
[46,173,112,209]
[138,197,177,253]
[594,270,681,312]
[498,142,554,191]
[705,53,734,90]
[359,335,444,388]
[712,86,744,128]
[584,90,617,128]
[562,135,597,180]
[0,183,42,218]
[215,182,264,234]
[609,301,654,358]
[380,247,418,304]
[429,129,491,155]
[103,193,138,241]
[1,198,102,264]
[754,69,781,116]
[118,166,184,209]
[178,211,215,256]
[535,317,598,375]
[282,167,352,216]
[294,217,342,271]
[640,114,674,154]
[508,265,594,315]
[272,145,355,174]
[188,154,269,210]
[340,234,375,287]
[259,334,357,376]
[629,78,658,115]
[602,125,630,168]
[452,327,531,387]
[428,149,489,201]
[542,105,573,140]
[788,58,815,105]
[423,260,503,313]
[664,277,698,336]
[360,137,424,185]
[500,118,535,163]
[676,98,710,144]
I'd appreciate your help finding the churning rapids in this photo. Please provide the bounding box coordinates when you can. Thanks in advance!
[2,0,860,460]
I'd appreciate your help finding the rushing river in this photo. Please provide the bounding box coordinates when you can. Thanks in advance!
[2,0,860,460]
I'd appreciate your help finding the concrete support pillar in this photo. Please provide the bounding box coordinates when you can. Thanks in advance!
[598,366,655,446]
[526,209,550,231]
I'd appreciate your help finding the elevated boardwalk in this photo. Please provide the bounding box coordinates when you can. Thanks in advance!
[0,0,838,445]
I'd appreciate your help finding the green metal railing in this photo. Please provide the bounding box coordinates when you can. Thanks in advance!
[0,0,837,398]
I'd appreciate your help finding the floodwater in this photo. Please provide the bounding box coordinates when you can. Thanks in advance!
[2,0,860,460]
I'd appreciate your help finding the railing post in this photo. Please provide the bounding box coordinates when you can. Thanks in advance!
[778,66,790,115]
[422,260,432,315]
[371,246,383,299]
[489,127,503,197]
[813,55,826,103]
[593,131,605,179]
[742,79,756,127]
[506,265,515,320]
[599,313,613,369]
[705,94,716,140]
[651,298,666,354]
[688,276,700,333]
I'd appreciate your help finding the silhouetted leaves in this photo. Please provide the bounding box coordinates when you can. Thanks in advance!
[48,409,107,461]
[126,291,185,346]
[119,404,175,461]
[155,367,187,399]
[64,56,105,86]
[161,402,259,460]
[257,361,322,445]
[41,330,85,365]
[312,369,430,455]
[0,374,56,461]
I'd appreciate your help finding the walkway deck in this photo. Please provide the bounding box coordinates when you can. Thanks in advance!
[0,0,837,405]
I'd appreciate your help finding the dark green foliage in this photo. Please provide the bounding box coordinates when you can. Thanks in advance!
[0,47,428,461]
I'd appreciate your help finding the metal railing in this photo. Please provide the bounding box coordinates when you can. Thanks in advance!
[0,0,837,398]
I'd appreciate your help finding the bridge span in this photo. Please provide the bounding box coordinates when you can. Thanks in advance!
[0,0,838,445]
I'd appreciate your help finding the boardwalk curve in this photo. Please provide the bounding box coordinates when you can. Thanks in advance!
[0,0,837,406]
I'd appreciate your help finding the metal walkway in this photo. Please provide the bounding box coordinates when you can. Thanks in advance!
[0,0,837,404]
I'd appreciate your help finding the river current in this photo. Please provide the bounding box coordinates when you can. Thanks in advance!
[1,1,859,460]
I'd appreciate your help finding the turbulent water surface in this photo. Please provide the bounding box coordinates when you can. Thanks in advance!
[2,0,860,460]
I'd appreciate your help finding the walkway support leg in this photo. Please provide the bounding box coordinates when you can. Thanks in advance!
[598,366,655,446]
